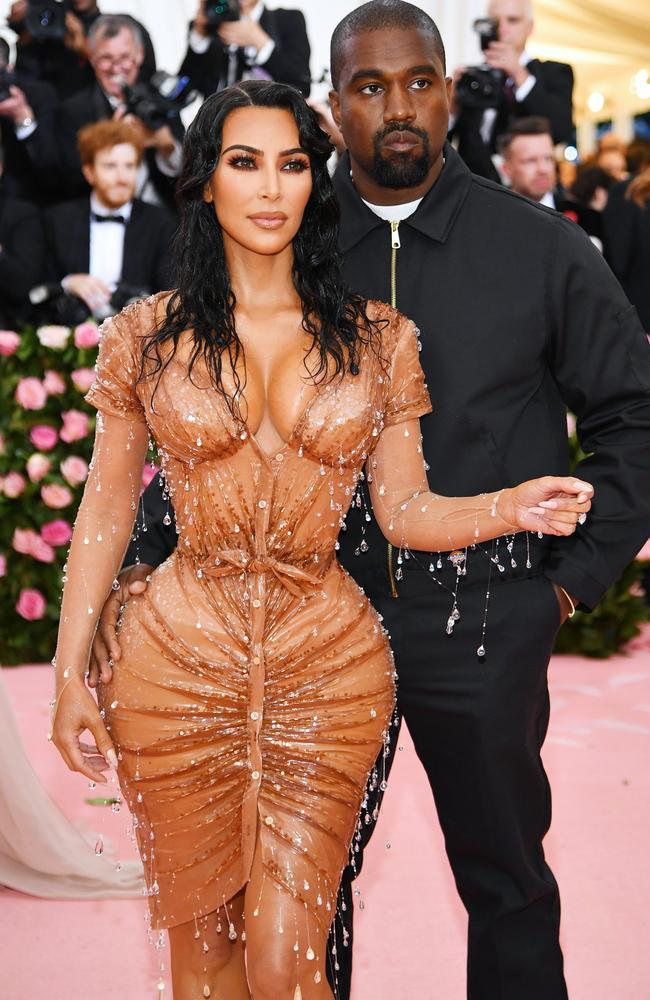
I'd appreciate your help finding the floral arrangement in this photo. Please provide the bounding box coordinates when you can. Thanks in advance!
[0,325,647,664]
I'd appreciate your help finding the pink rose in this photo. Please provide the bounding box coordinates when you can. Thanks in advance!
[60,409,90,443]
[12,528,40,555]
[60,455,89,486]
[43,370,67,395]
[15,377,47,410]
[141,463,160,491]
[74,321,100,349]
[31,536,56,563]
[0,554,6,578]
[0,432,4,455]
[41,519,73,547]
[26,453,52,483]
[16,588,46,621]
[41,483,74,509]
[37,325,70,350]
[4,472,26,498]
[29,424,58,450]
[71,367,96,392]
[0,330,20,356]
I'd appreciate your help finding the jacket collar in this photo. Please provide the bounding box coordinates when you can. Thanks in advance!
[334,143,473,253]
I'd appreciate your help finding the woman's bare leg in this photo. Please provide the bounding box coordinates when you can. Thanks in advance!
[168,889,250,1000]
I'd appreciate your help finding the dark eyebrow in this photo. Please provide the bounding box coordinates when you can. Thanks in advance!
[349,64,438,85]
[221,144,308,157]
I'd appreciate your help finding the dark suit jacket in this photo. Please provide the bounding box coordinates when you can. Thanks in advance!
[603,180,650,331]
[179,7,311,97]
[453,59,574,180]
[42,197,175,294]
[0,193,44,325]
[128,146,650,613]
[0,73,61,206]
[57,82,184,209]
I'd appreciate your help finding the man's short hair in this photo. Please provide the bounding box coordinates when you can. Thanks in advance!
[77,119,145,167]
[88,14,143,51]
[330,0,446,90]
[498,116,553,157]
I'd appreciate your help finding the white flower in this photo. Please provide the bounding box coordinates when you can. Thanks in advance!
[37,325,71,350]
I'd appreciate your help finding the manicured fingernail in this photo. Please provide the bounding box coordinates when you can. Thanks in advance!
[106,748,118,768]
[539,500,557,508]
[573,481,591,491]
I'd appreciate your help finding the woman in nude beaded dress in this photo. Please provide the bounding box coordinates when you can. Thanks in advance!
[50,82,592,1000]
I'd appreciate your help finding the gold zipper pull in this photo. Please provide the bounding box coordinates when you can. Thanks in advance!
[390,220,401,249]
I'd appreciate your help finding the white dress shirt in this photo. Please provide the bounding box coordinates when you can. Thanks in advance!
[88,193,133,290]
[480,51,537,145]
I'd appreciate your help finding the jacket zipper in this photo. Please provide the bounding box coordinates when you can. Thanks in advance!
[387,220,401,598]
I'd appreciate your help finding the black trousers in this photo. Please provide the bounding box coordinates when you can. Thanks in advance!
[328,548,568,1000]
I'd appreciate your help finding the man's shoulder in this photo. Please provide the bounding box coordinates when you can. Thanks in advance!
[44,197,88,225]
[0,194,41,224]
[467,173,570,228]
[131,199,176,230]
[60,83,100,118]
[264,7,306,27]
[528,58,574,79]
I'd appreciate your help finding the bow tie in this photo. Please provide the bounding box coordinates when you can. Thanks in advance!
[91,212,127,224]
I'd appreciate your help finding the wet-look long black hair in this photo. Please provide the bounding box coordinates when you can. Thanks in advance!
[141,80,379,415]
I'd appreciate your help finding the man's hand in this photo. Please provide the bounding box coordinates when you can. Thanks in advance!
[63,11,88,56]
[484,42,529,87]
[218,19,271,53]
[448,66,467,118]
[87,564,153,688]
[115,106,177,157]
[62,273,111,313]
[0,85,34,126]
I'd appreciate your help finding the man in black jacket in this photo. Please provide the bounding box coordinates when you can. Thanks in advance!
[41,118,174,323]
[0,186,44,326]
[179,0,311,98]
[450,0,573,181]
[57,15,182,209]
[89,4,650,1000]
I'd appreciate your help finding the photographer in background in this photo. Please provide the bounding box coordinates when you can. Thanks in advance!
[450,0,573,182]
[180,0,310,99]
[0,36,59,205]
[57,15,184,210]
[40,118,175,325]
[8,0,156,100]
[0,146,44,327]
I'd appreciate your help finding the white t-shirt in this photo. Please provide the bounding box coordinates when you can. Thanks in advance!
[360,196,423,222]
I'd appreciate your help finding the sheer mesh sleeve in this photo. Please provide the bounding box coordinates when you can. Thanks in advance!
[85,304,147,422]
[54,303,151,690]
[383,315,432,428]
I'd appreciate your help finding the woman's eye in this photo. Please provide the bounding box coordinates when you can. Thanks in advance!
[229,155,257,169]
[360,84,383,95]
[282,159,309,172]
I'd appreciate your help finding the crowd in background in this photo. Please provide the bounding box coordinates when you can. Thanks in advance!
[0,0,649,333]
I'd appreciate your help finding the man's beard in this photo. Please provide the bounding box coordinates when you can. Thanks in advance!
[371,125,431,190]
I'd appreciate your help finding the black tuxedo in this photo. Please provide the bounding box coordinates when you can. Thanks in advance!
[0,73,60,206]
[57,83,184,209]
[179,8,311,97]
[42,197,175,294]
[124,147,650,1000]
[453,58,574,180]
[0,193,44,325]
[603,179,650,331]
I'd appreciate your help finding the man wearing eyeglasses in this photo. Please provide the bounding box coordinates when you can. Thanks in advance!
[57,15,183,210]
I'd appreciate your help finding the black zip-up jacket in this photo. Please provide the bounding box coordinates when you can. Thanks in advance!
[128,146,650,611]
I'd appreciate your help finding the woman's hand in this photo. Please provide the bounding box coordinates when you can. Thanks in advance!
[499,476,593,536]
[50,677,117,784]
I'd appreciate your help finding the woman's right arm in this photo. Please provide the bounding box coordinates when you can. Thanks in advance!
[50,412,149,782]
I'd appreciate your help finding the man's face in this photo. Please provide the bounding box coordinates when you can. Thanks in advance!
[82,142,139,208]
[330,27,451,202]
[70,0,98,13]
[239,0,258,14]
[502,133,556,201]
[488,0,533,53]
[91,28,143,97]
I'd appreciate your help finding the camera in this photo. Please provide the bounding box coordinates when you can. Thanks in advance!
[204,0,240,32]
[121,71,198,132]
[0,69,17,103]
[25,0,69,42]
[455,17,505,111]
[30,281,151,325]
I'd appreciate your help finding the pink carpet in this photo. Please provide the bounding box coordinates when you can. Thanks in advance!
[2,631,650,999]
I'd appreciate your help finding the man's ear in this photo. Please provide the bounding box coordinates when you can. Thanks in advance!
[82,163,95,188]
[329,89,342,129]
